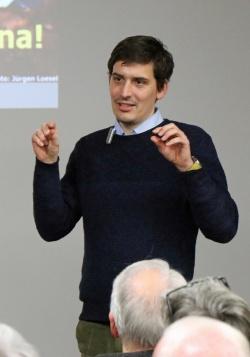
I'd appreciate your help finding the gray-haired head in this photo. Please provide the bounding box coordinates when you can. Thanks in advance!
[153,316,250,357]
[110,259,186,350]
[166,276,250,343]
[0,324,39,357]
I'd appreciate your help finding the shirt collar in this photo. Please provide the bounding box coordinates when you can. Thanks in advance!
[114,109,163,135]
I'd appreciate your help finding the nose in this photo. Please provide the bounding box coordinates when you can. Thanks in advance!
[120,80,132,98]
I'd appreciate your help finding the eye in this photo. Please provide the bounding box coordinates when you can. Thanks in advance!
[112,74,122,83]
[135,78,147,86]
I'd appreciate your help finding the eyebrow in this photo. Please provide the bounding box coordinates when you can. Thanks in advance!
[111,72,149,82]
[111,72,124,78]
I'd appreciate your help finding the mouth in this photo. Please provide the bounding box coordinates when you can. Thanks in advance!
[116,102,136,112]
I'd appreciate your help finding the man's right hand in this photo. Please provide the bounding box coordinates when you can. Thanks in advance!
[32,122,59,164]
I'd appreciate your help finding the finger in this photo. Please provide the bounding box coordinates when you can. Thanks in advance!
[47,121,56,129]
[41,121,56,133]
[165,137,186,146]
[150,135,161,144]
[47,121,57,136]
[39,130,50,146]
[163,128,189,144]
[151,137,169,157]
[35,129,46,142]
[154,124,177,137]
[154,124,178,138]
[150,135,166,149]
[160,128,180,142]
[152,127,161,134]
[152,124,174,135]
[41,122,51,137]
[41,122,57,140]
[32,133,45,147]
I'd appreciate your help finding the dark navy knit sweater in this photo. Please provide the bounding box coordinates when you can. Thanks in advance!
[33,119,238,322]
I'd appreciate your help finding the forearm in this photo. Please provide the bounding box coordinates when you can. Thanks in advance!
[33,159,81,241]
[183,168,238,242]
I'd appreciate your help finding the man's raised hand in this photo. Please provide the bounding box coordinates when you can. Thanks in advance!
[151,123,193,172]
[32,122,59,164]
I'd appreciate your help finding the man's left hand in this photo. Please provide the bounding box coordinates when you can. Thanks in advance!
[151,123,193,172]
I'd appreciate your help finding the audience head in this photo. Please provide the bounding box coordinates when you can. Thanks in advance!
[0,323,39,357]
[165,276,250,342]
[153,316,250,357]
[109,259,186,352]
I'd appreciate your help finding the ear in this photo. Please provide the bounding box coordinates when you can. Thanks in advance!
[156,81,169,101]
[109,312,119,338]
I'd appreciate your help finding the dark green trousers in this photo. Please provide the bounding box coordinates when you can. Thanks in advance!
[76,320,122,357]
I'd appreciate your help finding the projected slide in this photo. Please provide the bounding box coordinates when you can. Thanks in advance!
[0,0,58,108]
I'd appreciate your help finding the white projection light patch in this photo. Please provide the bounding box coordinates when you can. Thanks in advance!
[0,0,15,8]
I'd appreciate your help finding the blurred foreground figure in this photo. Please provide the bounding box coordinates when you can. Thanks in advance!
[0,323,39,357]
[153,316,250,357]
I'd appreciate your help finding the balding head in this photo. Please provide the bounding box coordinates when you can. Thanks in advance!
[109,259,186,351]
[153,316,250,357]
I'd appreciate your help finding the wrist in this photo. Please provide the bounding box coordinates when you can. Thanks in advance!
[176,156,202,172]
[36,156,58,165]
[176,158,194,172]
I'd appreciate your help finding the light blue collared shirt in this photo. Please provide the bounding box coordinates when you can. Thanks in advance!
[114,109,163,135]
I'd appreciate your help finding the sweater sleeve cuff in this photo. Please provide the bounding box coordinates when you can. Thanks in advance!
[180,166,212,195]
[35,157,59,170]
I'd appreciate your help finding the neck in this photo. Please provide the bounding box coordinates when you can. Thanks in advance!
[118,121,137,135]
[118,108,157,135]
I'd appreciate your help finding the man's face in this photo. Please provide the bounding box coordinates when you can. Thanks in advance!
[109,61,167,130]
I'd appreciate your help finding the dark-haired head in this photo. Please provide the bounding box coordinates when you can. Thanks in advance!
[108,35,174,91]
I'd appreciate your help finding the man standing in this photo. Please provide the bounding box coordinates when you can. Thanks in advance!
[32,36,238,356]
